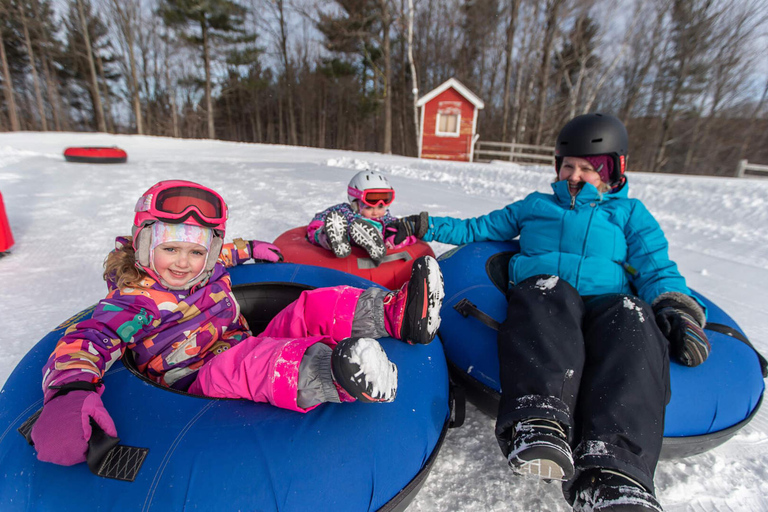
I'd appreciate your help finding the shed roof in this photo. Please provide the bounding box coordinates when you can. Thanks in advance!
[416,78,485,109]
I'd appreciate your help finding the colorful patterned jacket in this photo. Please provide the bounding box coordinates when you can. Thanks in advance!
[41,239,259,401]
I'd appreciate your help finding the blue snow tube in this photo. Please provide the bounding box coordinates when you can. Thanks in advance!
[0,263,451,511]
[437,241,766,459]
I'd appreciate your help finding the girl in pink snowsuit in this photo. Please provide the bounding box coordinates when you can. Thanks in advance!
[30,180,444,467]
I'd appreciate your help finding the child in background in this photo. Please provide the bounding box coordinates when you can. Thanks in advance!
[307,170,420,264]
[30,180,444,467]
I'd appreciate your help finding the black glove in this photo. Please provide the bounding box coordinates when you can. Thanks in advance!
[653,293,710,367]
[386,212,429,246]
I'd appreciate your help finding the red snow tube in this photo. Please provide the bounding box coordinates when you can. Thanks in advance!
[0,190,13,253]
[274,226,435,290]
[63,146,127,164]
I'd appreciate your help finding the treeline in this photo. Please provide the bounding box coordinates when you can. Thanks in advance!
[1,0,767,176]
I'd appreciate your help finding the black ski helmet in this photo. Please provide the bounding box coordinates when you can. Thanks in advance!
[555,113,628,187]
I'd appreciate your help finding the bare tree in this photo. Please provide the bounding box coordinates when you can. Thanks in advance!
[18,0,47,130]
[273,0,298,146]
[405,0,419,151]
[683,0,768,172]
[617,0,669,123]
[159,0,252,140]
[110,0,143,134]
[0,11,20,131]
[513,0,543,144]
[501,0,521,141]
[554,10,599,122]
[581,12,641,114]
[533,0,565,145]
[75,0,106,132]
[736,76,768,165]
[652,0,719,172]
[380,0,393,153]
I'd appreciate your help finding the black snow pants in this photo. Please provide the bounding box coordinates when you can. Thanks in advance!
[494,275,670,501]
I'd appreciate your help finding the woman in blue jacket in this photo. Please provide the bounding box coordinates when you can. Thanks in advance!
[390,113,710,512]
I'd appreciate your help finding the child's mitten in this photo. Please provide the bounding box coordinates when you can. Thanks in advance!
[250,240,283,263]
[30,389,117,466]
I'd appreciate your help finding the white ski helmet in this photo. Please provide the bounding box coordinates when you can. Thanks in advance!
[347,170,394,209]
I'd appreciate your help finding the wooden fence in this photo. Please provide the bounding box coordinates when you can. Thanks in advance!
[473,141,554,164]
[736,159,768,178]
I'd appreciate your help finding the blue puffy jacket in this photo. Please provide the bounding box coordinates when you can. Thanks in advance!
[424,179,695,306]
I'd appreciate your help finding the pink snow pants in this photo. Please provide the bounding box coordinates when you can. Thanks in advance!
[188,285,363,412]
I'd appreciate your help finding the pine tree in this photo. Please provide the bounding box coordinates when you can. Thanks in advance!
[158,0,254,140]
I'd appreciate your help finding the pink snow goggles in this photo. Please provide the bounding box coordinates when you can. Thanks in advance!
[135,180,227,230]
[348,187,395,208]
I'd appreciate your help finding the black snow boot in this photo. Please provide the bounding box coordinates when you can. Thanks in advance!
[383,255,445,345]
[331,337,397,403]
[572,469,663,512]
[349,218,386,264]
[324,210,351,258]
[506,418,575,481]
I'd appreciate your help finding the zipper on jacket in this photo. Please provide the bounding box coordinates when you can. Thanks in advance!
[570,195,576,210]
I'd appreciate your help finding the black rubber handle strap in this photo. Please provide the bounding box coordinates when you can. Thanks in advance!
[18,408,42,445]
[706,322,768,378]
[451,302,768,378]
[87,419,149,482]
[49,380,100,399]
[448,378,466,429]
[357,251,412,269]
[18,409,148,482]
[453,298,501,331]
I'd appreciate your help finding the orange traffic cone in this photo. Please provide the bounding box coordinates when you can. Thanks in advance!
[0,190,14,254]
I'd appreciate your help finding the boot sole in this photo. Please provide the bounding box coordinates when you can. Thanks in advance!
[325,211,351,258]
[349,220,386,262]
[508,440,574,482]
[513,458,568,481]
[331,338,397,403]
[402,256,445,344]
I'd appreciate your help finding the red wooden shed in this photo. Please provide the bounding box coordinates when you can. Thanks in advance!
[417,78,485,162]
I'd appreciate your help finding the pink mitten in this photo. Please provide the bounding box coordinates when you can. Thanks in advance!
[30,390,117,466]
[250,240,283,263]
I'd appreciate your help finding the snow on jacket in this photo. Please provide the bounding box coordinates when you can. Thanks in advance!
[307,203,401,246]
[41,240,264,401]
[424,179,699,308]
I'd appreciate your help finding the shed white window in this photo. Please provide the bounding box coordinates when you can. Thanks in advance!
[436,112,461,137]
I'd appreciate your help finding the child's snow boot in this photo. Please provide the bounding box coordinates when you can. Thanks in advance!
[507,418,574,481]
[383,255,444,345]
[331,337,398,403]
[324,210,351,258]
[349,218,386,264]
[572,469,663,512]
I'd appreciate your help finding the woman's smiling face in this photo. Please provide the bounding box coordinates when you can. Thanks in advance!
[558,156,606,196]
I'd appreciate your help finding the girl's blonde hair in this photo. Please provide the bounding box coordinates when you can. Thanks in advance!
[103,237,147,289]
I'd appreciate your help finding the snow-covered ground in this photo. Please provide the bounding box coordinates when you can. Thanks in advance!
[1,132,766,511]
